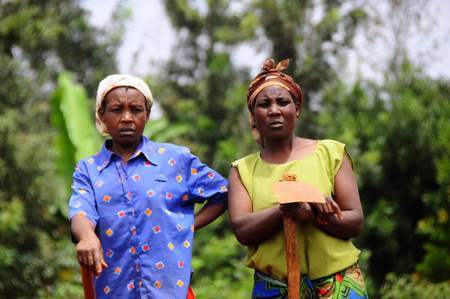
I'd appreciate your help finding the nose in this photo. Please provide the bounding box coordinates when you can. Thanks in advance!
[121,110,133,122]
[268,103,281,116]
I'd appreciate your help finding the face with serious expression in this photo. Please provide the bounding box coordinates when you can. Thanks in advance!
[100,86,149,149]
[252,85,300,141]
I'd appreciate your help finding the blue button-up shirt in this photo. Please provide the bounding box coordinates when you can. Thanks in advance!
[68,136,227,298]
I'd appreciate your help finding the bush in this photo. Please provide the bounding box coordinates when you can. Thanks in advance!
[380,273,450,299]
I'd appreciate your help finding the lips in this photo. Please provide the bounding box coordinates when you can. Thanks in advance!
[118,128,136,135]
[119,128,135,132]
[268,120,283,129]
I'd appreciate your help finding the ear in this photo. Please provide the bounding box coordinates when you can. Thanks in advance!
[249,114,255,127]
[99,108,105,122]
[98,98,107,119]
[295,103,301,118]
[146,108,151,121]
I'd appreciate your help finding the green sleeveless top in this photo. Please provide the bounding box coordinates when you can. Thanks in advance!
[231,139,360,280]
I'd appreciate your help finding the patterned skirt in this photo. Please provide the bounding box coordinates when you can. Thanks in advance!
[252,263,368,299]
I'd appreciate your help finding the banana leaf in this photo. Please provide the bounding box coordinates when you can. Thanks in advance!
[50,72,102,212]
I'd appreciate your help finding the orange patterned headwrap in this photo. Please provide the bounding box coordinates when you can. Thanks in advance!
[246,58,303,111]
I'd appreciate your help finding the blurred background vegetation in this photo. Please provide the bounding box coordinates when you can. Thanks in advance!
[0,0,448,298]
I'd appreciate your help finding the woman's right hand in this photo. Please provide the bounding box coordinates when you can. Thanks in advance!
[76,231,107,276]
[279,202,315,222]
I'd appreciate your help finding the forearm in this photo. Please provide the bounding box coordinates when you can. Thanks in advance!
[71,215,107,275]
[71,214,97,242]
[194,202,227,231]
[314,210,363,240]
[232,205,283,246]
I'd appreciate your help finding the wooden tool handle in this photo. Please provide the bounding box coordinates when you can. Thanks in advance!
[283,216,300,299]
[81,266,96,299]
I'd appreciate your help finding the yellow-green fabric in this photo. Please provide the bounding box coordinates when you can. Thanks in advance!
[231,139,360,280]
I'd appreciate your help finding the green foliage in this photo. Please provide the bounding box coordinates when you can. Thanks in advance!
[193,222,253,298]
[251,0,367,136]
[0,0,118,93]
[160,1,258,174]
[191,215,253,298]
[144,117,191,143]
[51,72,102,202]
[0,60,71,297]
[318,61,450,295]
[53,73,102,161]
[380,273,450,299]
[413,77,450,282]
[0,52,55,298]
[1,1,449,298]
[0,0,122,297]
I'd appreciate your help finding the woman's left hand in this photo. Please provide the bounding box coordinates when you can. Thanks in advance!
[311,154,364,239]
[311,196,344,222]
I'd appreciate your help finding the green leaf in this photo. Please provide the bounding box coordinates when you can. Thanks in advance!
[57,72,102,160]
[144,117,190,143]
[50,72,102,204]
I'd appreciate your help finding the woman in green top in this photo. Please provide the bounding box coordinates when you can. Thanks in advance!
[228,58,368,299]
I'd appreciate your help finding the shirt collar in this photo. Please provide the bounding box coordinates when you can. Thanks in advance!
[95,136,159,172]
[139,136,160,166]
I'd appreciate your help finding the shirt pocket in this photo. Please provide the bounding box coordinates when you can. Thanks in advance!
[148,174,187,212]
[154,174,168,182]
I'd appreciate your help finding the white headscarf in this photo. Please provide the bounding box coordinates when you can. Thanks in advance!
[95,74,153,136]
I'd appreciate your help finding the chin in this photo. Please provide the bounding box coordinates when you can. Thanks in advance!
[264,131,291,141]
[116,135,140,146]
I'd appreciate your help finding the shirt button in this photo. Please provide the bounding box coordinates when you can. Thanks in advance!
[130,226,137,236]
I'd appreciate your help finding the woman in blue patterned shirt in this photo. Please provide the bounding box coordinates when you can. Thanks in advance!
[68,74,228,299]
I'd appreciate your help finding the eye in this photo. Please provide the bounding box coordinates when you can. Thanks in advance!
[109,106,122,113]
[131,106,145,113]
[256,100,270,108]
[277,98,292,106]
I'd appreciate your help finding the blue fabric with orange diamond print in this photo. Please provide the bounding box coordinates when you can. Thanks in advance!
[68,136,227,299]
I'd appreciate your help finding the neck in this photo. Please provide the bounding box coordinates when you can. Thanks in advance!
[261,134,297,161]
[111,140,140,162]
